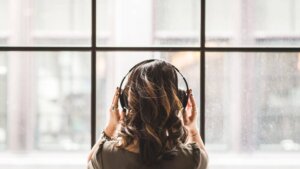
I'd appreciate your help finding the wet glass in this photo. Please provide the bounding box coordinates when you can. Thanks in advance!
[0,52,90,169]
[206,52,300,169]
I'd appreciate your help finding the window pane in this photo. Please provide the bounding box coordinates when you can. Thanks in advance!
[96,52,200,135]
[0,0,8,45]
[206,52,300,169]
[0,53,7,150]
[207,0,300,47]
[0,52,90,169]
[97,0,200,46]
[0,0,90,46]
[0,0,8,31]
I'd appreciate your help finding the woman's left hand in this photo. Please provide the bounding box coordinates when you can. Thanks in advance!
[104,87,123,138]
[88,88,122,161]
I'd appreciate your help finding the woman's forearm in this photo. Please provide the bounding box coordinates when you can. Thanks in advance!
[187,128,206,152]
[104,124,117,138]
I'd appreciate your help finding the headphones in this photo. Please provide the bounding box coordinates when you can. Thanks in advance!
[118,59,190,112]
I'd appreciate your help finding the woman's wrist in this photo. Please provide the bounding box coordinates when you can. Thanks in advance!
[186,126,199,136]
[104,124,117,138]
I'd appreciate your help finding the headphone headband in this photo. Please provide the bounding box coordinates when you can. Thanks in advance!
[119,59,189,109]
[119,59,157,89]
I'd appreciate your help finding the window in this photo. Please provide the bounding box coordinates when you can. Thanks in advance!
[0,0,299,169]
[205,1,300,168]
[35,52,90,150]
[97,0,200,46]
[207,0,300,47]
[206,53,300,168]
[0,53,7,150]
[0,52,90,168]
[206,53,300,150]
[1,0,90,46]
[0,0,8,45]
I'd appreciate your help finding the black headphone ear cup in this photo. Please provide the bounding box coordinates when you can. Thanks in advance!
[178,89,188,108]
[182,94,188,109]
[120,90,129,109]
[183,95,188,108]
[119,90,125,109]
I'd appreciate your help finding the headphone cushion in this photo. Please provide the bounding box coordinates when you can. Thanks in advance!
[119,90,128,109]
[178,89,188,108]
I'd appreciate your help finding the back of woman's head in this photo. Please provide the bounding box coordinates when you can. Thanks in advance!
[119,60,188,166]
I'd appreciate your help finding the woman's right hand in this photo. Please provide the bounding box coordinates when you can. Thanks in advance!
[183,89,198,134]
[104,87,123,138]
[183,89,207,157]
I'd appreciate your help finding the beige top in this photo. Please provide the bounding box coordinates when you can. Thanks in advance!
[87,140,208,169]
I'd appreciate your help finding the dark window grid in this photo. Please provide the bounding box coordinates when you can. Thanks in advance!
[1,46,300,52]
[0,0,300,148]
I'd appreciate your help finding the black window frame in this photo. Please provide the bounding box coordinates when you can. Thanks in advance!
[1,0,300,148]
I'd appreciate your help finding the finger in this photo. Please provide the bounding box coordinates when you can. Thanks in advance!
[119,109,125,121]
[189,89,196,108]
[187,94,193,108]
[189,92,197,121]
[186,89,193,111]
[111,87,120,106]
[182,110,188,124]
[185,98,192,118]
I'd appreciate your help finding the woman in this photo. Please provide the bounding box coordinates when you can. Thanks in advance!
[87,60,208,169]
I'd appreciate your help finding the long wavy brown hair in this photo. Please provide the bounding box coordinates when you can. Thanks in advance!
[118,60,188,166]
